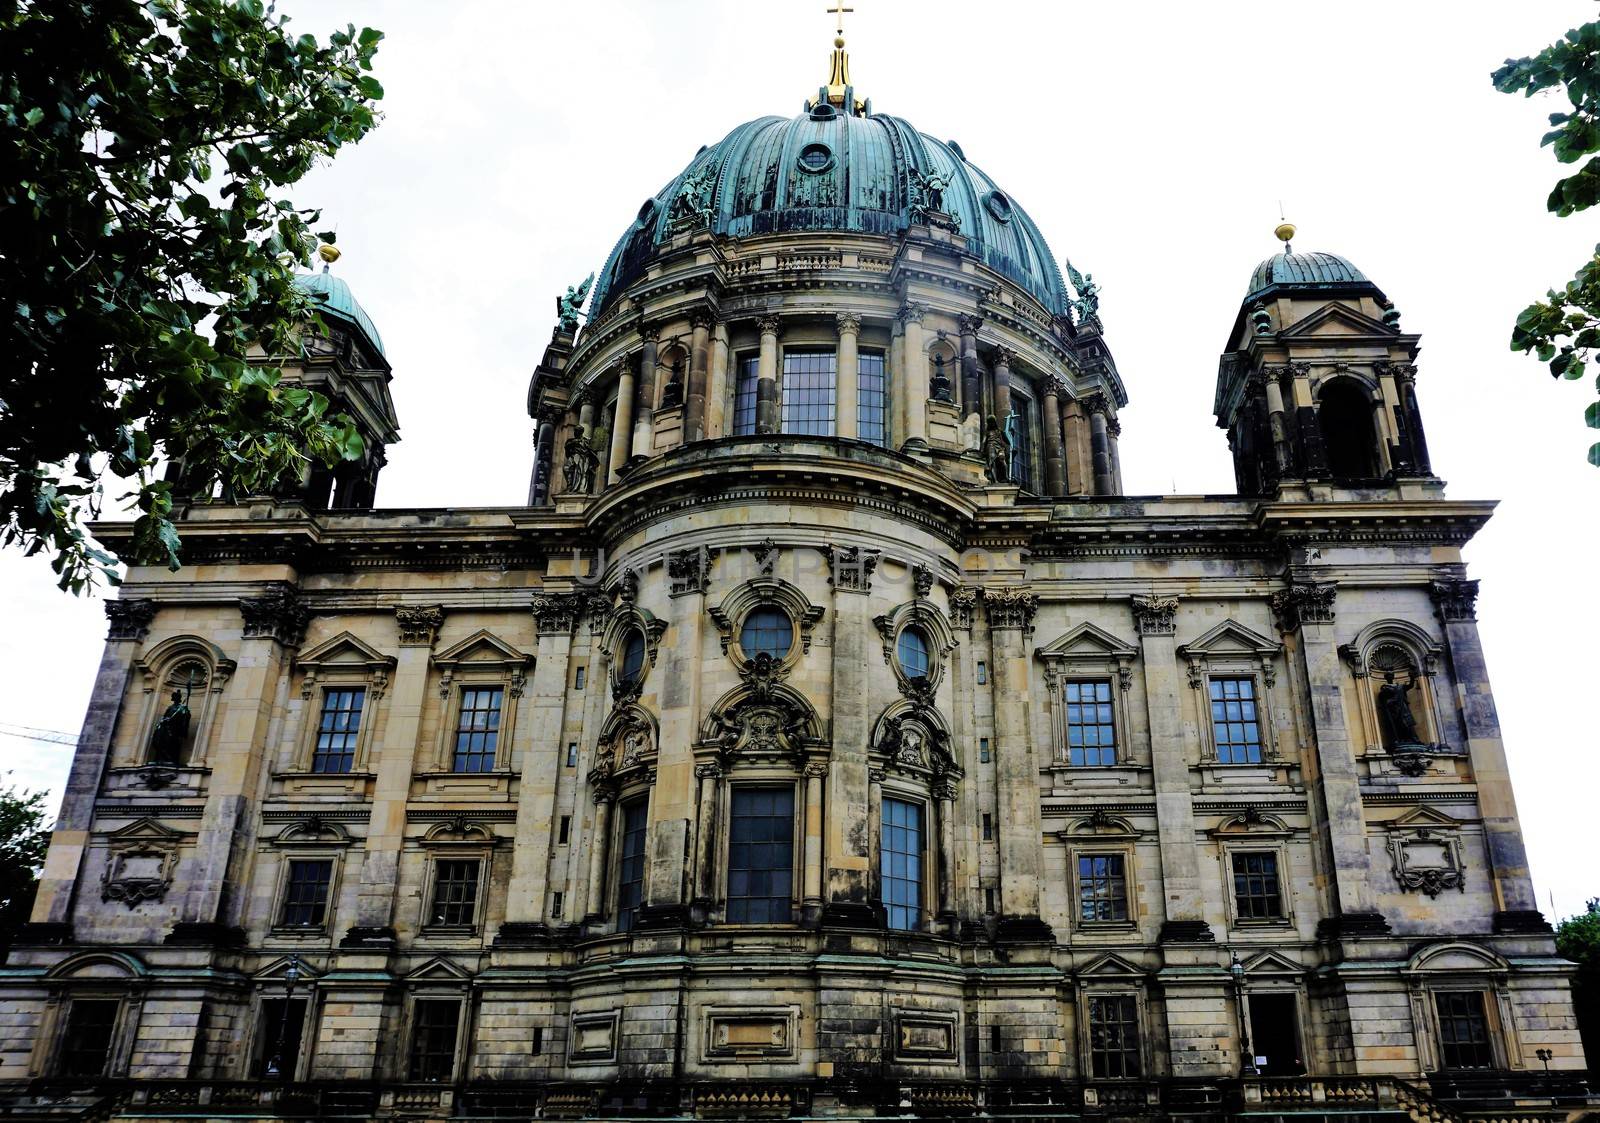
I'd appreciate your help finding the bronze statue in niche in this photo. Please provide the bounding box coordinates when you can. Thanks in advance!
[147,674,195,766]
[1370,645,1427,750]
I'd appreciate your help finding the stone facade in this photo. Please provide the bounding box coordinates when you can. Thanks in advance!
[0,39,1585,1123]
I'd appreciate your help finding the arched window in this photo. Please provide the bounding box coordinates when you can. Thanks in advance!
[740,607,794,660]
[1319,379,1379,479]
[619,629,646,684]
[896,626,931,681]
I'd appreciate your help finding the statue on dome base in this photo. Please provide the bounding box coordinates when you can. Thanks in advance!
[556,273,594,333]
[981,415,1012,483]
[562,426,600,494]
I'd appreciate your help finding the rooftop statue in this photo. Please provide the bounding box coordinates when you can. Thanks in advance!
[1067,261,1101,328]
[556,273,594,333]
[981,415,1012,483]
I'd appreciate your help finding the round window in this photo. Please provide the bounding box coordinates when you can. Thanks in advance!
[636,197,658,227]
[619,629,646,683]
[897,626,931,681]
[984,190,1014,223]
[739,607,795,660]
[797,142,835,174]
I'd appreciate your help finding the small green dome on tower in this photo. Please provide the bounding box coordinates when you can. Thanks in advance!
[1245,250,1375,301]
[294,266,387,361]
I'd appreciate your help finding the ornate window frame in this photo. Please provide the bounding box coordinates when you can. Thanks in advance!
[245,957,321,1080]
[268,818,352,937]
[710,578,823,673]
[1209,811,1296,931]
[597,578,668,699]
[1385,806,1468,899]
[874,596,958,693]
[717,777,803,926]
[1339,619,1453,774]
[97,819,184,910]
[1404,942,1517,1074]
[290,632,394,776]
[1074,954,1152,1084]
[1176,619,1283,766]
[127,635,236,771]
[402,962,473,1082]
[428,631,530,775]
[1057,813,1142,934]
[1036,622,1138,769]
[40,953,146,1079]
[417,819,499,937]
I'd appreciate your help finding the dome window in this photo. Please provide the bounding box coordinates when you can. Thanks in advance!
[797,142,836,174]
[984,191,1014,223]
[808,103,838,121]
[740,607,794,661]
[897,626,932,682]
[636,198,658,227]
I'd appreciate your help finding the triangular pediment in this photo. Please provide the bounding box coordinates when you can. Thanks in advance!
[433,629,530,669]
[1242,950,1305,976]
[1178,618,1280,659]
[1280,301,1396,339]
[1078,952,1145,978]
[1389,805,1461,830]
[252,956,323,982]
[104,817,184,843]
[1036,621,1137,661]
[407,956,473,981]
[296,630,395,671]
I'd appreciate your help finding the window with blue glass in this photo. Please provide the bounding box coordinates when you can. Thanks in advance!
[619,629,646,685]
[1209,677,1263,763]
[881,797,924,930]
[733,354,760,436]
[1065,680,1116,766]
[1007,392,1035,489]
[739,607,793,661]
[857,350,887,446]
[616,800,649,932]
[312,687,364,773]
[781,349,837,436]
[897,626,931,681]
[727,787,794,923]
[451,687,503,772]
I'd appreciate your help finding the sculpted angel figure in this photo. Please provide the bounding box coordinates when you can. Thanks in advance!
[556,273,594,332]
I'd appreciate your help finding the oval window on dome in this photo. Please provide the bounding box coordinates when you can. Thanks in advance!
[619,628,646,684]
[740,607,794,660]
[897,626,932,681]
[797,142,835,174]
[809,102,838,121]
[636,197,658,227]
[984,191,1014,223]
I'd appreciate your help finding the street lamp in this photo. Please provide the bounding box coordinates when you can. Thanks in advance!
[1230,952,1258,1078]
[264,955,303,1081]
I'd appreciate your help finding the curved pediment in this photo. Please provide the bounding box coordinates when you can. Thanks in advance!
[1409,941,1508,974]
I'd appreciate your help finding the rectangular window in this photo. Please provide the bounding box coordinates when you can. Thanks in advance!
[979,737,990,764]
[727,787,795,923]
[574,665,586,690]
[1087,994,1142,1078]
[312,687,365,773]
[1008,393,1035,490]
[429,859,481,927]
[616,800,649,932]
[566,742,578,768]
[557,815,571,845]
[59,999,119,1077]
[281,859,333,927]
[781,349,837,436]
[1077,853,1129,923]
[1065,680,1117,766]
[1210,677,1263,764]
[551,892,563,919]
[254,998,307,1078]
[981,813,993,841]
[976,660,988,684]
[531,1026,544,1055]
[452,686,504,772]
[882,797,924,931]
[857,350,888,446]
[1435,992,1495,1069]
[984,887,996,914]
[408,999,461,1082]
[733,354,760,436]
[1231,851,1283,919]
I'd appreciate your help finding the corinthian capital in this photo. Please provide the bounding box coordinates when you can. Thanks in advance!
[834,311,862,335]
[981,586,1038,632]
[1130,594,1178,636]
[756,314,783,338]
[1429,578,1479,622]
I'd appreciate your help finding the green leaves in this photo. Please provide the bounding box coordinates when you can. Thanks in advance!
[1495,25,1600,465]
[0,0,384,590]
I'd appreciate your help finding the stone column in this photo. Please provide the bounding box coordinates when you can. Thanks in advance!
[958,314,983,421]
[1039,375,1067,497]
[991,346,1013,426]
[585,790,615,921]
[685,311,713,443]
[1107,413,1124,494]
[898,303,929,450]
[29,601,154,929]
[983,587,1049,939]
[1274,579,1387,936]
[1087,394,1115,495]
[1062,397,1090,496]
[1396,364,1432,474]
[348,604,443,944]
[835,313,861,440]
[755,314,781,434]
[1287,362,1328,477]
[825,569,874,924]
[630,324,659,459]
[706,322,731,438]
[529,408,556,505]
[1131,595,1211,942]
[177,585,305,936]
[607,363,635,485]
[1261,367,1294,478]
[935,785,957,926]
[1430,579,1545,930]
[803,762,827,924]
[693,762,722,913]
[502,595,578,932]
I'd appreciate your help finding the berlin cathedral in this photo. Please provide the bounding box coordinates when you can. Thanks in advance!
[0,18,1586,1123]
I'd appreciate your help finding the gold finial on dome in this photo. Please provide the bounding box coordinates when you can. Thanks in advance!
[317,242,342,265]
[1274,220,1296,254]
[810,0,863,114]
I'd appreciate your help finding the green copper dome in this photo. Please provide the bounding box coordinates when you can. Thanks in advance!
[294,268,386,360]
[1246,251,1375,300]
[590,110,1074,318]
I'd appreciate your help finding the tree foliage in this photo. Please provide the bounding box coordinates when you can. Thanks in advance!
[0,0,384,592]
[1494,22,1600,467]
[0,779,50,954]
[1555,900,1600,1062]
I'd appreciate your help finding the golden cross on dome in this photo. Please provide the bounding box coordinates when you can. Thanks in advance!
[827,0,854,36]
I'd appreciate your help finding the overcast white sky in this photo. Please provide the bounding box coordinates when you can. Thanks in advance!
[2,0,1597,919]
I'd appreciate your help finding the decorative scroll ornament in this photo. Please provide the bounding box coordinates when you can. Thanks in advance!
[100,820,181,908]
[239,583,309,646]
[1129,594,1178,636]
[585,591,614,636]
[820,544,879,593]
[1387,809,1467,898]
[912,563,935,600]
[980,587,1038,633]
[395,605,444,647]
[1429,578,1479,622]
[589,708,657,792]
[105,599,156,642]
[1269,580,1337,631]
[702,653,817,768]
[750,538,779,577]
